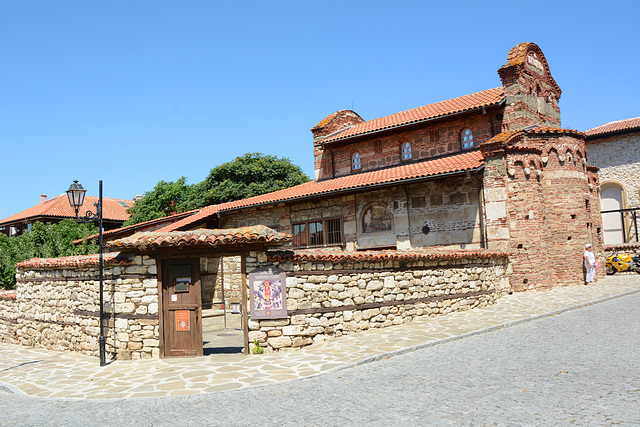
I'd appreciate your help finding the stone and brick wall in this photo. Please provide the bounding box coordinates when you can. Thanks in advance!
[315,113,499,180]
[498,43,561,132]
[0,253,160,360]
[246,250,509,353]
[481,130,603,290]
[220,176,485,253]
[586,130,640,208]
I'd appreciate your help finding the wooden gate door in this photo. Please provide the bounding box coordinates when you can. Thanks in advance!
[161,258,203,356]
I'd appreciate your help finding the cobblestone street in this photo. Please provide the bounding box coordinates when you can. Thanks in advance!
[1,278,639,426]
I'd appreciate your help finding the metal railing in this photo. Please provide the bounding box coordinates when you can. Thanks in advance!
[601,207,640,244]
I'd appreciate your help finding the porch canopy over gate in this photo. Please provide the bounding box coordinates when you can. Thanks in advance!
[108,225,291,356]
[107,225,291,254]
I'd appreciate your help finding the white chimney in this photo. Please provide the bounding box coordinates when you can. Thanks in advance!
[40,194,47,204]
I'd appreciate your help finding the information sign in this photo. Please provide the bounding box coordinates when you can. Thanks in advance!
[249,266,287,319]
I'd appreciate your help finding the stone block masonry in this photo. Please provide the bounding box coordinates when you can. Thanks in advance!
[1,253,160,360]
[247,251,509,353]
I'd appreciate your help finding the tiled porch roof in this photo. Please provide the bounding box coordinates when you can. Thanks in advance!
[268,248,509,263]
[74,210,198,244]
[160,150,485,232]
[16,252,131,269]
[107,225,291,250]
[320,87,505,144]
[584,117,640,139]
[0,194,132,225]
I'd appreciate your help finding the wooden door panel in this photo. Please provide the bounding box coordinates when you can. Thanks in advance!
[161,258,202,357]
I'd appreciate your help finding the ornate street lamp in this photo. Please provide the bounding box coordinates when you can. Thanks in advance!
[66,180,106,366]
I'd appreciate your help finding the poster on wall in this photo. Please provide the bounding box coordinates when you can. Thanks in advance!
[249,266,287,319]
[175,310,190,331]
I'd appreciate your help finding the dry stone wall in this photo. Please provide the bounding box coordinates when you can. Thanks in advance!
[4,254,159,360]
[0,291,17,343]
[247,252,509,353]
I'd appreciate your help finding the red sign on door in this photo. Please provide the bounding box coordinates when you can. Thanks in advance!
[175,310,190,331]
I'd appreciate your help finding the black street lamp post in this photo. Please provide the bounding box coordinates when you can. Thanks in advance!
[66,180,106,366]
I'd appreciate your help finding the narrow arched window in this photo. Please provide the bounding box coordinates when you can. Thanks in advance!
[461,128,474,150]
[352,152,361,171]
[401,142,412,160]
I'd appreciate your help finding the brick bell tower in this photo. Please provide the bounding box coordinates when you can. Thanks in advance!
[482,43,603,291]
[498,42,562,132]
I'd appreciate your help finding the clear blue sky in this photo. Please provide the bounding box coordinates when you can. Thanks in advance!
[1,1,638,219]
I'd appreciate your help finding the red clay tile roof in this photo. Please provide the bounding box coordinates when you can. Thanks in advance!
[320,87,505,143]
[268,248,509,263]
[75,209,198,244]
[0,290,17,300]
[0,194,133,225]
[312,111,341,130]
[159,150,485,232]
[584,117,640,139]
[107,225,292,250]
[504,42,532,67]
[483,127,583,147]
[16,252,131,269]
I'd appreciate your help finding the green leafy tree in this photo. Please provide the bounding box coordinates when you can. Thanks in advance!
[188,152,310,208]
[125,153,309,225]
[123,177,192,226]
[0,219,98,289]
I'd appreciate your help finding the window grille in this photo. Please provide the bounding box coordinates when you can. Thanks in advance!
[292,218,343,247]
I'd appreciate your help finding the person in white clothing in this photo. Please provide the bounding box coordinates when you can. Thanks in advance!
[584,243,596,285]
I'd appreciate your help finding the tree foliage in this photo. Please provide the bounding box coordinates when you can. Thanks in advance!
[125,153,310,225]
[0,220,98,290]
[123,177,192,226]
[192,153,310,208]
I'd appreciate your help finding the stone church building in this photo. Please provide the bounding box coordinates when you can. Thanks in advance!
[154,42,602,292]
[0,42,605,359]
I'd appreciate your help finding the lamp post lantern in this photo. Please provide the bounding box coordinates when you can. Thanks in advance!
[66,180,106,366]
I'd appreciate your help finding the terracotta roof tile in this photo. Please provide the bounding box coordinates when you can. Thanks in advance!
[584,117,640,139]
[0,291,17,300]
[16,252,131,269]
[484,127,583,147]
[107,225,292,250]
[312,111,341,130]
[75,209,198,244]
[503,42,531,67]
[0,194,133,225]
[321,87,505,143]
[268,248,509,263]
[160,150,485,232]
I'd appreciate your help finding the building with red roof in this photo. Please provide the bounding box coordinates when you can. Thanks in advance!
[585,117,640,245]
[112,42,601,291]
[1,42,612,360]
[0,193,133,237]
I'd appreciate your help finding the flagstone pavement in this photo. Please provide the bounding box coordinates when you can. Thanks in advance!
[1,274,639,400]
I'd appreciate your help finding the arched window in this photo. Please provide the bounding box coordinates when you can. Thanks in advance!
[461,128,474,150]
[352,152,361,171]
[362,205,392,233]
[600,183,626,245]
[401,142,412,160]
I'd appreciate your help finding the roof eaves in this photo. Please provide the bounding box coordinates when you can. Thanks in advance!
[585,126,640,141]
[321,99,505,146]
[215,164,485,216]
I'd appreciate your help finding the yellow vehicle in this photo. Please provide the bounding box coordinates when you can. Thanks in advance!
[606,253,640,275]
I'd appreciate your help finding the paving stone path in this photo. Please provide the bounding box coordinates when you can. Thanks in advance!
[0,274,639,425]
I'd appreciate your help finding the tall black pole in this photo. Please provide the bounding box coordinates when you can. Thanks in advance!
[98,180,106,367]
